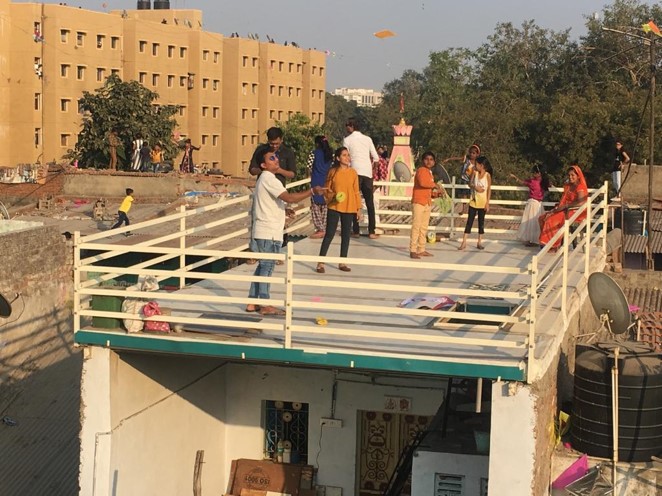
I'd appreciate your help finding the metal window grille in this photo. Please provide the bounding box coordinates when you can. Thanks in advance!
[264,400,309,463]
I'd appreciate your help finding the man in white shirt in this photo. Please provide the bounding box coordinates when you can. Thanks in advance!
[343,118,380,239]
[246,150,322,316]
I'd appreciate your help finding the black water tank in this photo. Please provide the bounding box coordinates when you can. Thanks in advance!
[154,0,170,9]
[571,342,662,462]
[137,0,151,9]
[623,208,645,235]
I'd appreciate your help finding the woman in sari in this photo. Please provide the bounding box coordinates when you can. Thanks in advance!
[538,165,588,249]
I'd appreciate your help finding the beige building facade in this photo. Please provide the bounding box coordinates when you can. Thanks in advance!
[0,1,326,177]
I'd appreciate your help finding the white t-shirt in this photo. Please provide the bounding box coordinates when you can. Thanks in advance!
[252,170,287,241]
[343,131,379,178]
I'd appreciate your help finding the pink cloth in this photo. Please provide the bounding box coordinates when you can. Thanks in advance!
[523,177,544,201]
[552,454,588,488]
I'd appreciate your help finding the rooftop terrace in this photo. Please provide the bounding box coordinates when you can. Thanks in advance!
[73,180,609,384]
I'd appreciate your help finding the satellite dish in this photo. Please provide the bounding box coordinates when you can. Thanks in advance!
[393,161,411,182]
[587,272,632,334]
[0,293,13,318]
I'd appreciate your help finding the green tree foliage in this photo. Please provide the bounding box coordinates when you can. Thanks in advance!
[68,74,179,169]
[276,113,325,182]
[333,0,662,189]
[323,93,359,144]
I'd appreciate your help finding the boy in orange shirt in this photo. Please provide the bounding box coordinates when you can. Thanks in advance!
[410,152,442,259]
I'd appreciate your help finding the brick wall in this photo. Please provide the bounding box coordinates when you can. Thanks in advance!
[0,224,73,391]
[0,167,66,208]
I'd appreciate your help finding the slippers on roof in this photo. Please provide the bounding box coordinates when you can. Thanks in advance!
[259,306,285,316]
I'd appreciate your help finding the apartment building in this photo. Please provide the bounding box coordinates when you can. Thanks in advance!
[0,0,326,177]
[333,87,383,107]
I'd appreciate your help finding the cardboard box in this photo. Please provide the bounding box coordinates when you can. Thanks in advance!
[227,459,314,496]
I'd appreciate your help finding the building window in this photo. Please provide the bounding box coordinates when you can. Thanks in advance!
[212,135,218,146]
[312,89,316,98]
[242,56,248,67]
[296,88,301,97]
[97,68,105,82]
[34,93,41,111]
[213,80,220,91]
[242,82,249,95]
[270,110,275,119]
[318,113,324,122]
[297,63,302,73]
[139,40,147,53]
[289,62,294,73]
[288,87,293,97]
[241,135,248,146]
[212,107,219,118]
[34,128,41,147]
[203,50,209,61]
[264,401,309,463]
[252,109,257,119]
[180,75,187,87]
[214,51,220,63]
[168,45,175,58]
[434,474,464,495]
[179,106,186,116]
[278,86,283,97]
[278,111,283,120]
[202,78,209,89]
[252,57,258,67]
[278,61,284,72]
[139,72,147,84]
[96,34,104,49]
[201,135,208,145]
[166,75,174,87]
[270,85,275,95]
[152,43,159,56]
[77,65,85,80]
[60,99,70,112]
[60,29,69,43]
[60,134,69,147]
[311,112,316,121]
[76,32,85,47]
[152,74,159,86]
[251,83,257,94]
[202,106,208,117]
[111,68,120,76]
[251,135,258,145]
[111,36,119,49]
[319,67,325,77]
[180,47,187,58]
[241,108,248,119]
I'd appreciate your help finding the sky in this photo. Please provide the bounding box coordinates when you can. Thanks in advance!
[30,0,622,90]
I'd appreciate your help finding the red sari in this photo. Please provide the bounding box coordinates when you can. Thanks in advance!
[539,165,588,249]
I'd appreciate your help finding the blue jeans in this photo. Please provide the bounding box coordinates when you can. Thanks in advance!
[248,238,282,300]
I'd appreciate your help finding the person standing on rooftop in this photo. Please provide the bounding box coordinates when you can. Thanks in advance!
[343,117,380,239]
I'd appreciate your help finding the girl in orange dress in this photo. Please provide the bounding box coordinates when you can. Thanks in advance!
[316,147,362,273]
[538,165,588,249]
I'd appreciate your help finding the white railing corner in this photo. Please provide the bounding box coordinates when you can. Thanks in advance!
[284,242,295,348]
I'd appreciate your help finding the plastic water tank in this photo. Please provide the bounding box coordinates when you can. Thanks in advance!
[623,208,645,235]
[571,342,662,462]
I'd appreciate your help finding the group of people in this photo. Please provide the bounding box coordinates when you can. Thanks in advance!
[130,135,164,173]
[107,130,201,173]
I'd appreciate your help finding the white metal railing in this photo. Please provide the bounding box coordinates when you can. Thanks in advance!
[72,179,609,383]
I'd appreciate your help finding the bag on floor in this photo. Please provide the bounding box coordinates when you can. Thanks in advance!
[142,301,170,333]
[122,298,144,333]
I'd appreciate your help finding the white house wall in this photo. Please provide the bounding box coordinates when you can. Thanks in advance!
[412,451,489,495]
[222,363,446,493]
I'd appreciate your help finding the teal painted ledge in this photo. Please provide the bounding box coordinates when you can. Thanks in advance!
[75,330,526,381]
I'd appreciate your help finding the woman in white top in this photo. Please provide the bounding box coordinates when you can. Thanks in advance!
[131,135,144,171]
[458,156,492,250]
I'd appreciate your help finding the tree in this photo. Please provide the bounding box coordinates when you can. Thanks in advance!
[68,74,179,169]
[276,113,325,182]
[323,93,359,144]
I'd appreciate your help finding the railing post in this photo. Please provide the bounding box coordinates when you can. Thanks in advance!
[179,205,186,289]
[562,219,569,320]
[585,197,591,276]
[602,181,609,254]
[450,176,457,239]
[527,257,538,384]
[73,231,81,333]
[284,242,294,349]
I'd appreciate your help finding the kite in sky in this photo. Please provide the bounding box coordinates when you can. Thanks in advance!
[374,30,396,39]
[642,20,662,36]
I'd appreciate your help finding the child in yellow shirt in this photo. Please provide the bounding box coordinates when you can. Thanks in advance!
[150,144,163,173]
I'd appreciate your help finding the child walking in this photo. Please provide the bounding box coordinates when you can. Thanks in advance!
[510,165,550,246]
[458,156,492,250]
[111,188,134,234]
[410,151,442,259]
